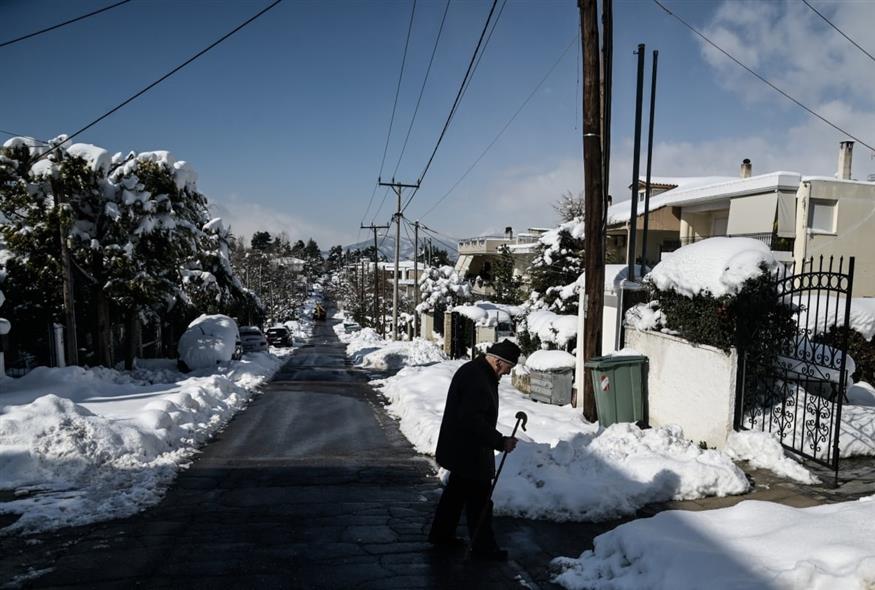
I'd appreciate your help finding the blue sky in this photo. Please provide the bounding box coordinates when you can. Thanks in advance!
[4,0,874,247]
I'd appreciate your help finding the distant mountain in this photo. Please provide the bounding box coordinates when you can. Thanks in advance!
[344,233,457,262]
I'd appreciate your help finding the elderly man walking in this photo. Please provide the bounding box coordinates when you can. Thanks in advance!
[427,340,521,562]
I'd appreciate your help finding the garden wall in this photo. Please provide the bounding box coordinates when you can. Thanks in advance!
[626,329,738,449]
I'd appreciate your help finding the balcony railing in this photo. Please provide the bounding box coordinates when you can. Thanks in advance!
[669,233,793,252]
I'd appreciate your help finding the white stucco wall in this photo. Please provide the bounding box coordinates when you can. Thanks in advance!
[626,329,738,449]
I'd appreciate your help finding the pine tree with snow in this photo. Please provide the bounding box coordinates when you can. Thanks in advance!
[526,218,585,315]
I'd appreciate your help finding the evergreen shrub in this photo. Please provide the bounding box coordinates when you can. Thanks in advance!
[816,326,875,384]
[650,267,795,366]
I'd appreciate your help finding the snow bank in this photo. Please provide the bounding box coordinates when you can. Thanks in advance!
[0,353,285,533]
[553,497,875,590]
[375,361,749,522]
[344,327,446,371]
[177,314,239,370]
[648,237,776,298]
[525,350,575,371]
[794,295,875,341]
[725,431,818,484]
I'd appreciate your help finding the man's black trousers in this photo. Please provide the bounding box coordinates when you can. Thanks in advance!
[428,471,498,551]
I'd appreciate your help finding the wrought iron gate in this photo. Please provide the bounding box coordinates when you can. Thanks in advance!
[735,256,855,480]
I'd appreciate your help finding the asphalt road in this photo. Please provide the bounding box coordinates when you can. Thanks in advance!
[0,313,547,589]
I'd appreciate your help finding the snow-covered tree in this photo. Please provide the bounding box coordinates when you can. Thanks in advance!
[0,136,256,367]
[417,265,472,315]
[526,218,585,315]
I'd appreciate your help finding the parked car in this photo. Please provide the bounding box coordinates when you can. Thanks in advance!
[343,321,361,334]
[177,314,242,371]
[266,325,293,347]
[239,326,268,353]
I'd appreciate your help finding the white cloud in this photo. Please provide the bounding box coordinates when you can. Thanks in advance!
[702,0,875,108]
[209,196,348,247]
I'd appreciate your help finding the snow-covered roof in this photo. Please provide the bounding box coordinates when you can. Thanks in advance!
[631,176,734,189]
[608,172,801,225]
[801,176,875,186]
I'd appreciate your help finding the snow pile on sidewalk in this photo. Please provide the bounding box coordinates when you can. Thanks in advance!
[648,237,776,298]
[375,360,749,522]
[725,431,818,484]
[0,352,285,533]
[552,497,875,590]
[344,327,446,371]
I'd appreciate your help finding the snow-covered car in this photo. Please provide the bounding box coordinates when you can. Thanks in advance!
[343,321,361,334]
[177,314,243,371]
[266,326,292,347]
[239,326,268,353]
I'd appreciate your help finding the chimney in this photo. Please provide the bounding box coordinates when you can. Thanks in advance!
[740,158,752,178]
[838,141,854,180]
[505,226,513,239]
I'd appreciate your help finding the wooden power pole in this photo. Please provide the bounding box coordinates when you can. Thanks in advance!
[413,220,420,338]
[580,0,606,422]
[361,223,389,333]
[51,153,79,366]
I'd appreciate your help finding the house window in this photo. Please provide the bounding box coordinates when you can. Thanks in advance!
[808,199,837,233]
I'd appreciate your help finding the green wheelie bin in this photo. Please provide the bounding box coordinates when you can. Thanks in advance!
[584,355,648,427]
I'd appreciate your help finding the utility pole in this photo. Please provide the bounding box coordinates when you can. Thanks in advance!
[360,257,365,324]
[578,0,606,422]
[361,223,389,333]
[413,220,420,338]
[378,178,420,340]
[640,50,658,269]
[51,152,79,366]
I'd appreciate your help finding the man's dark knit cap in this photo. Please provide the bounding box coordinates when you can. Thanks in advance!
[486,340,521,366]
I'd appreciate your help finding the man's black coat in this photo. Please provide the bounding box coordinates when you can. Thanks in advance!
[435,356,504,481]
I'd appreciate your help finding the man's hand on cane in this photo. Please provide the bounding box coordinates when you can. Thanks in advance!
[502,436,517,453]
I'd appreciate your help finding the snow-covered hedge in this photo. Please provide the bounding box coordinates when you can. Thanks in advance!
[632,239,795,364]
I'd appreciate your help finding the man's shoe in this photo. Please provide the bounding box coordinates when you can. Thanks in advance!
[469,548,508,562]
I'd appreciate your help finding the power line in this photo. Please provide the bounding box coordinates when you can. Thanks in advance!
[0,0,133,49]
[371,186,392,223]
[401,0,500,213]
[391,0,451,178]
[652,0,875,152]
[457,0,507,104]
[378,0,417,179]
[802,0,875,64]
[0,129,49,145]
[33,0,283,163]
[418,34,577,220]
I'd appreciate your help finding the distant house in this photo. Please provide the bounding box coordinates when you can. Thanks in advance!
[272,256,305,274]
[454,227,549,297]
[377,260,424,300]
[607,142,875,296]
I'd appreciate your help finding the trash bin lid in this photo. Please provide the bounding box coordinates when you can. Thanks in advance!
[584,354,648,368]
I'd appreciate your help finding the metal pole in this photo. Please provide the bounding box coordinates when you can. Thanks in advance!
[626,43,645,282]
[641,49,658,270]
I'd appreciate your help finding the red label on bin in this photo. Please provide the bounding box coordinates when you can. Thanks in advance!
[600,375,610,392]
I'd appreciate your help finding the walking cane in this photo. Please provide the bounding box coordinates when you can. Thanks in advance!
[466,410,528,560]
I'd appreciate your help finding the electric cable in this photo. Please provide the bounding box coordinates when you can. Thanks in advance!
[652,0,875,152]
[400,0,500,213]
[417,33,577,220]
[377,0,417,179]
[802,0,875,64]
[457,0,507,104]
[33,0,283,163]
[391,0,451,178]
[0,0,133,48]
[0,129,50,145]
